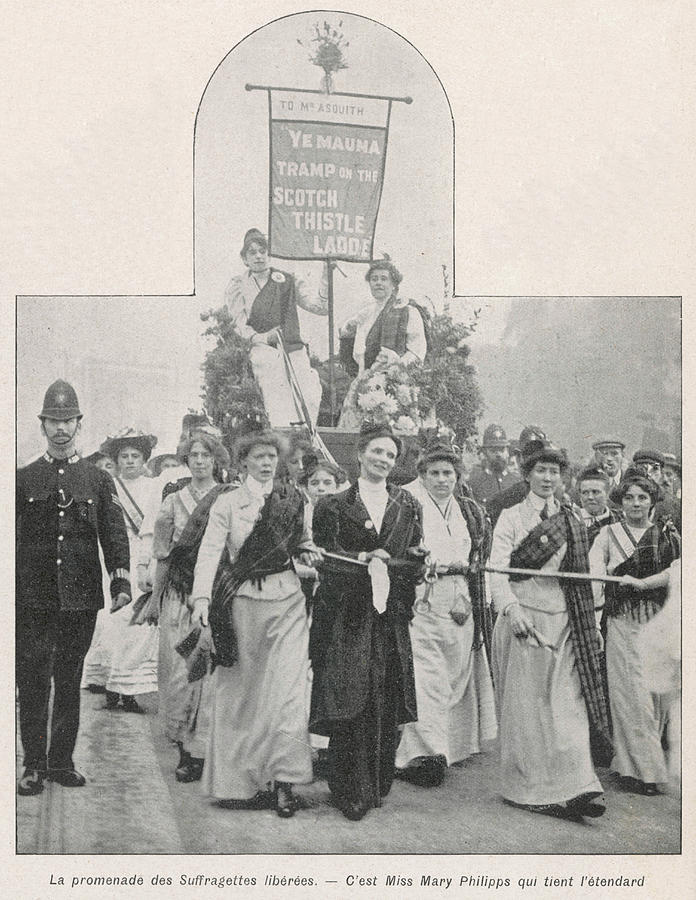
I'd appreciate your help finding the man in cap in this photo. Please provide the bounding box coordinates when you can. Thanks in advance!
[16,380,131,795]
[662,453,680,498]
[592,438,626,492]
[486,426,547,529]
[467,424,520,507]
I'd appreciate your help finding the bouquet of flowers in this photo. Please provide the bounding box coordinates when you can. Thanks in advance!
[352,354,421,435]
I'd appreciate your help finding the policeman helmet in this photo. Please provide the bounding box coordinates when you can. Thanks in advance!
[482,424,509,448]
[38,379,82,421]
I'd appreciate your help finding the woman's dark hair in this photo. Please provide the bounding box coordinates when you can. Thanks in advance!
[234,430,283,465]
[179,431,230,470]
[357,423,402,458]
[416,444,462,476]
[240,227,268,259]
[610,466,660,508]
[364,258,402,290]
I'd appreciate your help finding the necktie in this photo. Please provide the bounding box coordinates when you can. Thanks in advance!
[539,502,549,521]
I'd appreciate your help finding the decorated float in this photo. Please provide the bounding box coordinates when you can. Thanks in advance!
[200,20,483,479]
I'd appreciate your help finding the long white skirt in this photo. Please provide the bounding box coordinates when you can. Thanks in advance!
[103,544,159,696]
[396,599,497,768]
[202,588,313,800]
[492,608,601,806]
[606,614,668,784]
[249,343,321,427]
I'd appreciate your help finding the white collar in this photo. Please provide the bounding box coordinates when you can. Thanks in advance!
[358,477,388,496]
[44,452,79,464]
[527,491,557,513]
[245,475,273,497]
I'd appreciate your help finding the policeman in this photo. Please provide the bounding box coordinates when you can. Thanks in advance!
[16,380,131,796]
[467,424,520,506]
[485,425,547,528]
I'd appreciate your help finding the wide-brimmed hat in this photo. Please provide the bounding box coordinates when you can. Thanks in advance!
[610,465,660,506]
[521,440,568,477]
[101,428,158,462]
[38,379,82,420]
[147,449,180,477]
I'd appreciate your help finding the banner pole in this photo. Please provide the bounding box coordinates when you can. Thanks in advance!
[327,259,336,424]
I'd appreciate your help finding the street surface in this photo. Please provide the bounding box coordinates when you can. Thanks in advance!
[17,691,679,855]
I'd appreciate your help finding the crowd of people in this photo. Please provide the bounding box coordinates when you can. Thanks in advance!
[16,378,681,829]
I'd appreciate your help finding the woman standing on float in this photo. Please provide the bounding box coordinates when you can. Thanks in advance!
[337,258,428,428]
[224,228,328,427]
[310,423,424,821]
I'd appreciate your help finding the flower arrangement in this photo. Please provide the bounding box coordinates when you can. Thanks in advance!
[297,20,349,91]
[352,355,421,435]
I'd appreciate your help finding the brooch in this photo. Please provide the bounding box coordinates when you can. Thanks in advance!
[271,271,285,283]
[364,519,375,530]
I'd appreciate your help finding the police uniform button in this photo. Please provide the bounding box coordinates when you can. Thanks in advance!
[28,497,34,503]
[58,468,64,475]
[58,535,64,541]
[57,559,62,565]
[87,498,93,504]
[59,511,65,517]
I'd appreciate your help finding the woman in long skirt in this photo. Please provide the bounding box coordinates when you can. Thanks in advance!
[396,440,497,786]
[189,431,321,817]
[98,429,160,712]
[589,466,680,794]
[145,432,229,781]
[309,423,425,821]
[489,440,610,819]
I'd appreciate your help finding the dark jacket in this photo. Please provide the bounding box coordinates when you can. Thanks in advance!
[309,482,423,732]
[16,454,130,610]
[467,464,520,507]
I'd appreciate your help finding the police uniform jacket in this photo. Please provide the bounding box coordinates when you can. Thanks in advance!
[16,454,130,611]
[467,464,520,507]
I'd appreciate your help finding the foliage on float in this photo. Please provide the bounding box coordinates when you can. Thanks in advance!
[200,275,484,450]
[200,307,268,447]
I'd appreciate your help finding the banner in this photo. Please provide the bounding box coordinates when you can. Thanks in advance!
[268,90,391,262]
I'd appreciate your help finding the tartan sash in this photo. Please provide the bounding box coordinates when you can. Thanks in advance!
[455,493,493,657]
[508,512,567,579]
[604,519,680,622]
[506,504,613,766]
[364,302,409,369]
[558,508,613,767]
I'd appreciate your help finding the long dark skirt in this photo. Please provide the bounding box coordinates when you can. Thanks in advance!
[327,614,402,810]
